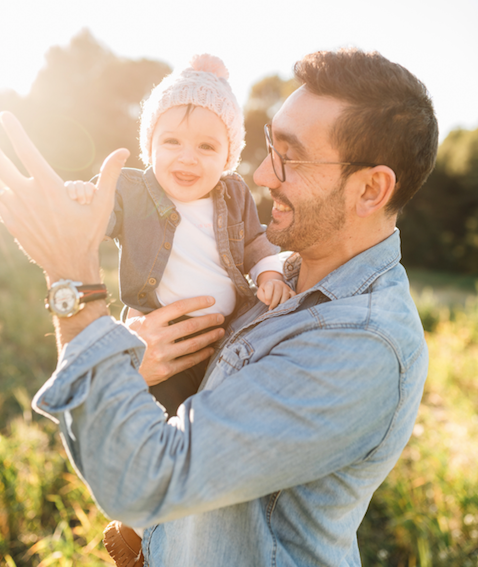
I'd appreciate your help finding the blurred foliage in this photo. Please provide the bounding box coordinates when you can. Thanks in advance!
[0,417,112,566]
[0,29,170,180]
[398,127,478,275]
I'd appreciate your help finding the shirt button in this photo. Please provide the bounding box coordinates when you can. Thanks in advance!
[222,254,231,265]
[148,278,156,286]
[139,292,146,299]
[218,216,223,228]
[287,264,294,271]
[239,229,244,238]
[170,212,179,222]
[164,242,171,250]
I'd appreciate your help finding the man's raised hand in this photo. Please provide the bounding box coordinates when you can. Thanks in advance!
[0,111,129,282]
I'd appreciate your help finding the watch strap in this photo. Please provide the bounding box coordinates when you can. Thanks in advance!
[77,284,108,304]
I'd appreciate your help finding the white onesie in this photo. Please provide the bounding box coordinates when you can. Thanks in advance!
[156,195,284,317]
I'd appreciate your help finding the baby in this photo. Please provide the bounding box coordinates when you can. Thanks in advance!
[67,54,294,567]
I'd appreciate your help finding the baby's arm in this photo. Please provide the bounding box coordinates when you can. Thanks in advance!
[65,180,97,205]
[256,270,296,310]
[250,254,296,310]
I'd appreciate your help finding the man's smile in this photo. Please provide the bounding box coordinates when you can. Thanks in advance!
[272,200,292,213]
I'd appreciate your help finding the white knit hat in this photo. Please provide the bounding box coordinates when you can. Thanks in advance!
[140,54,245,172]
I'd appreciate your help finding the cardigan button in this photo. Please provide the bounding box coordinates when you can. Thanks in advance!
[170,212,179,222]
[164,242,171,250]
[148,278,157,286]
[139,293,146,299]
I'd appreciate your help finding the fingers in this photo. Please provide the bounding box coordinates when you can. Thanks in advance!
[268,283,285,309]
[0,178,16,224]
[96,148,130,200]
[0,145,28,191]
[164,346,215,381]
[0,196,14,228]
[258,280,296,310]
[65,180,97,204]
[143,345,215,386]
[137,320,223,385]
[168,313,224,343]
[141,296,218,326]
[0,112,57,184]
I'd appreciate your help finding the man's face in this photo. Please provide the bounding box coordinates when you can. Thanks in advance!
[253,87,349,252]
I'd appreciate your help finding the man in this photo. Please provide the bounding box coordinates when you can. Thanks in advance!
[0,48,437,566]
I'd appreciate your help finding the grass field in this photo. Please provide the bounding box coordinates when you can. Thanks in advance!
[1,226,478,566]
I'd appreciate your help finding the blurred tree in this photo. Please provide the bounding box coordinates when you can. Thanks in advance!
[0,29,170,179]
[240,75,299,223]
[399,126,478,274]
[438,127,478,189]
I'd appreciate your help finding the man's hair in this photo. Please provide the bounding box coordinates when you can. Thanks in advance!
[294,49,439,213]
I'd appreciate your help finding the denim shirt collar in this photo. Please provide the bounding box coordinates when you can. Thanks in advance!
[280,228,401,309]
[142,167,175,217]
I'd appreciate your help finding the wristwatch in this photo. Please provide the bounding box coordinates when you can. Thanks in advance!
[45,279,107,318]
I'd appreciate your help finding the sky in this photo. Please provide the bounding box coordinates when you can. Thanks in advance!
[1,0,477,142]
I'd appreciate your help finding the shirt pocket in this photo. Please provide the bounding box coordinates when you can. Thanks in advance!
[227,222,245,268]
[217,340,254,373]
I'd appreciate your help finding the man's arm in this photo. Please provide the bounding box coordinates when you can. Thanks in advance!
[34,322,403,528]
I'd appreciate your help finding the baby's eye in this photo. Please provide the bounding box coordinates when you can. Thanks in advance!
[200,143,215,151]
[164,138,180,145]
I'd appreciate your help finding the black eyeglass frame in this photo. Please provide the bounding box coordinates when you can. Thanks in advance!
[264,123,379,183]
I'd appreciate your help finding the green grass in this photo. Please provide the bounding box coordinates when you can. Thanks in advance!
[2,225,478,565]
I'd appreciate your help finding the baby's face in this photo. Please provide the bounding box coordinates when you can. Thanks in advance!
[151,106,229,202]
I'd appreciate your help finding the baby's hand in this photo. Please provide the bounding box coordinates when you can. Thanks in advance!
[257,277,296,310]
[65,180,97,205]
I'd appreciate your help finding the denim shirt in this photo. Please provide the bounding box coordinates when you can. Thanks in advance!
[106,167,279,316]
[33,230,427,567]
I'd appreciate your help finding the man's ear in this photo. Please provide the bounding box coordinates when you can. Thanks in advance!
[355,166,396,218]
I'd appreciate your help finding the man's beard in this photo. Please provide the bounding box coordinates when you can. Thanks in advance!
[266,179,346,252]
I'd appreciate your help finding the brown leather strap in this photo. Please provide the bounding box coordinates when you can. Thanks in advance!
[78,284,107,304]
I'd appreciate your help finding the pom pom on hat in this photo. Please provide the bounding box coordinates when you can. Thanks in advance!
[140,54,244,172]
[190,54,229,80]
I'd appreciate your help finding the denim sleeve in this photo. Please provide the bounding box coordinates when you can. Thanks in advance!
[33,319,401,529]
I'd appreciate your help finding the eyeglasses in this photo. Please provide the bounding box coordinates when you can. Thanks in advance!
[264,124,378,183]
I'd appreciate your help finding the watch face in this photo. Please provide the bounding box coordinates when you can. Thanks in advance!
[51,284,79,316]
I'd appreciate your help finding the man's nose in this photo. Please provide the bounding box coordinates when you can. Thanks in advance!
[253,154,280,189]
